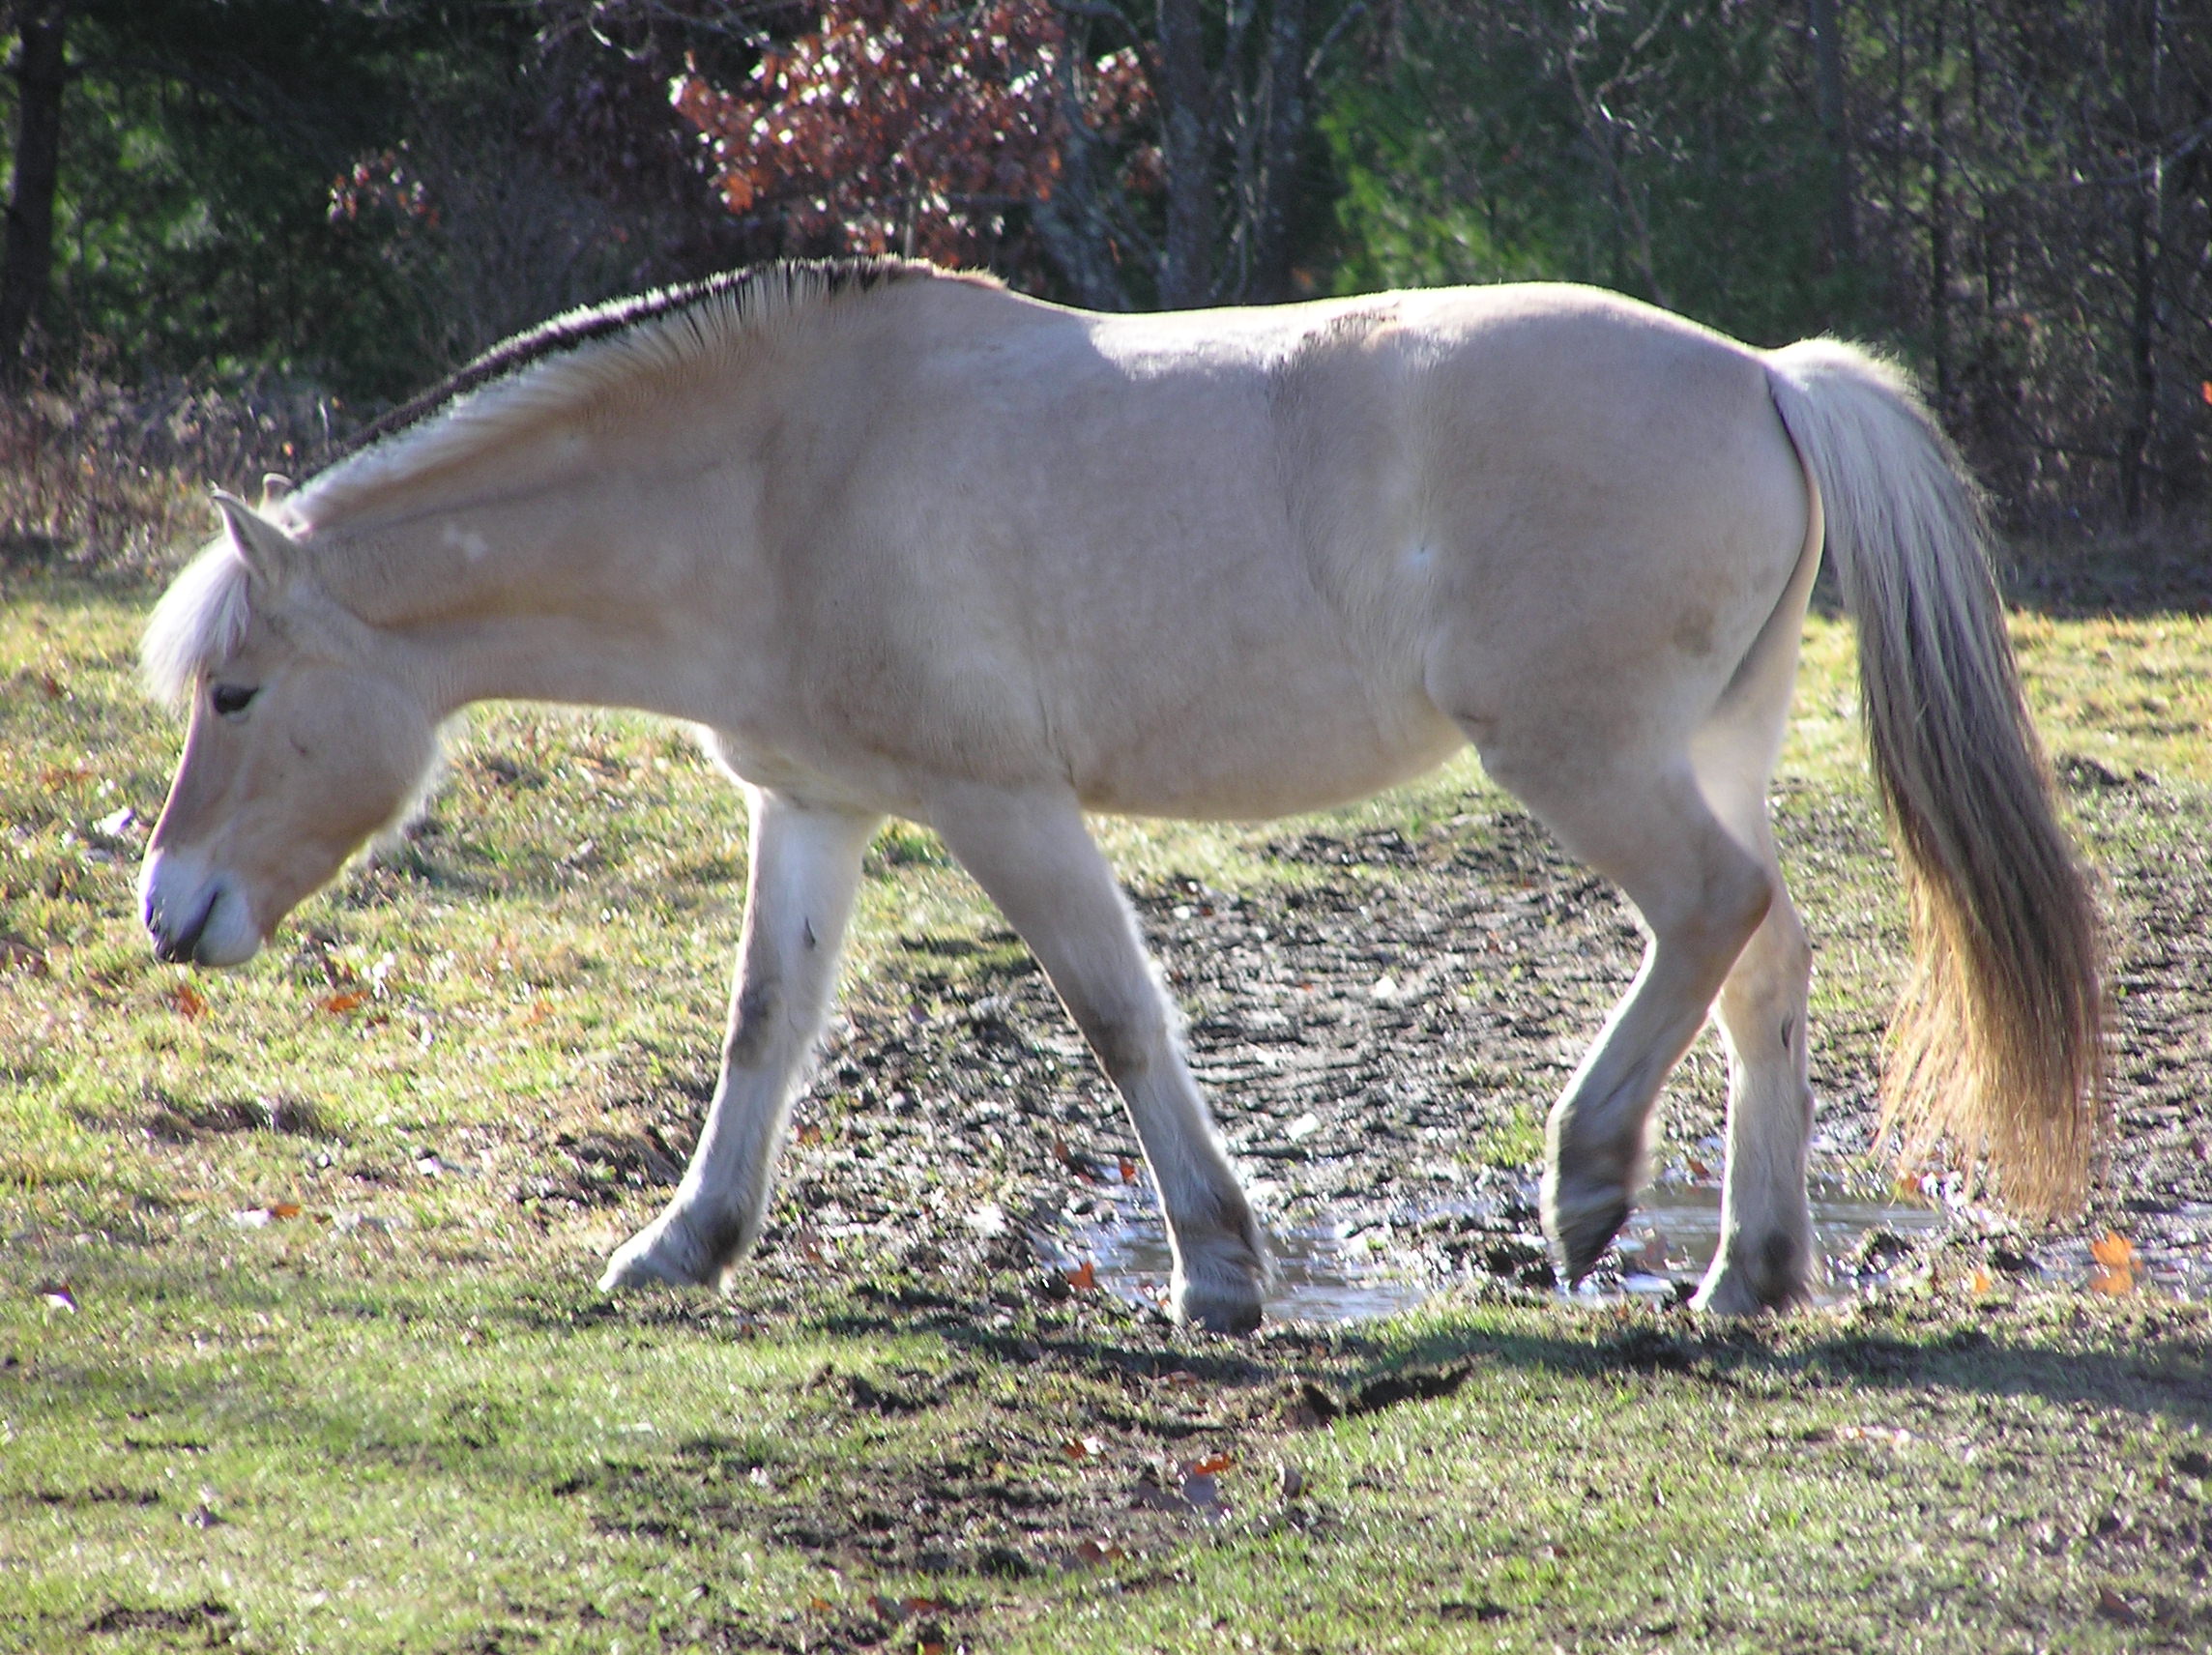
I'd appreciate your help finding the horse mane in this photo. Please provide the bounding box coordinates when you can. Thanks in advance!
[296,256,952,525]
[143,258,958,703]
[142,537,252,708]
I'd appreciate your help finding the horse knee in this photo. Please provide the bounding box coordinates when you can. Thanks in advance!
[723,977,786,1068]
[1074,995,1165,1080]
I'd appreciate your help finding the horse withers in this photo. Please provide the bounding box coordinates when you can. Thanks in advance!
[136,260,2102,1331]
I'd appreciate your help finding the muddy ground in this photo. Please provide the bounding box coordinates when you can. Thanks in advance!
[519,773,2212,1606]
[570,773,2212,1311]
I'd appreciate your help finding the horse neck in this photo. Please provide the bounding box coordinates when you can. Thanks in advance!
[308,448,755,724]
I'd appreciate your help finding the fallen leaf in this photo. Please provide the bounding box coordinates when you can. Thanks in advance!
[320,990,367,1015]
[269,1202,303,1221]
[1119,1155,1138,1183]
[1064,1538,1124,1568]
[39,764,90,787]
[794,1121,823,1145]
[1064,1259,1097,1292]
[2090,1231,2136,1269]
[2090,1230,2139,1295]
[1969,1267,1995,1295]
[1062,1435,1106,1461]
[806,1597,832,1613]
[1834,1424,1915,1451]
[1185,1451,1235,1477]
[169,984,208,1019]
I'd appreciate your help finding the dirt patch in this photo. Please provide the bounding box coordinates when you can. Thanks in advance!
[573,783,2212,1330]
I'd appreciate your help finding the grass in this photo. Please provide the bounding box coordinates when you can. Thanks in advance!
[5,561,2212,1652]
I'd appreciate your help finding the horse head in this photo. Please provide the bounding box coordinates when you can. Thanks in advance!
[137,492,440,967]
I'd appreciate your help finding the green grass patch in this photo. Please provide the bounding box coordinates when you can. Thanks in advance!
[7,566,2212,1651]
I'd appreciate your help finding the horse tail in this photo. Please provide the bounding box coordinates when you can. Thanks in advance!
[1762,339,2104,1219]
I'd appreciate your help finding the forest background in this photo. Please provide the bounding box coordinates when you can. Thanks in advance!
[0,0,2207,558]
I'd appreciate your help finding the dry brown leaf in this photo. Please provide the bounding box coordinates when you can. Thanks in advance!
[0,935,46,974]
[1185,1451,1235,1476]
[169,984,208,1019]
[1064,1259,1097,1293]
[269,1202,303,1221]
[320,990,367,1015]
[1062,1435,1105,1461]
[1119,1155,1138,1184]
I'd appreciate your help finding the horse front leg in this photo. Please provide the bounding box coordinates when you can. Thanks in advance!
[927,784,1271,1333]
[599,790,881,1292]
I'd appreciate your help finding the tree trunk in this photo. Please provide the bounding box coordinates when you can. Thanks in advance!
[1926,2,1953,421]
[1248,0,1308,302]
[1156,0,1215,307]
[1809,0,1858,269]
[0,0,70,383]
[2119,0,2166,523]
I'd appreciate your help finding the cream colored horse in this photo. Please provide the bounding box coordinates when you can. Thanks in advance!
[138,259,2102,1331]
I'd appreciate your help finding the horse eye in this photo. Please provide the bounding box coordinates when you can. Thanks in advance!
[210,683,258,717]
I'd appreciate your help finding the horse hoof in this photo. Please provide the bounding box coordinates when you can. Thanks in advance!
[1175,1279,1265,1335]
[1691,1234,1811,1316]
[599,1216,715,1292]
[1544,1181,1631,1284]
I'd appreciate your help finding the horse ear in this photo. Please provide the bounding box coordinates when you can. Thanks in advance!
[212,488,296,584]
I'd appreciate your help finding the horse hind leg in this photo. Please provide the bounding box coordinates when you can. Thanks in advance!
[1694,852,1816,1313]
[1477,747,1774,1287]
[601,790,881,1292]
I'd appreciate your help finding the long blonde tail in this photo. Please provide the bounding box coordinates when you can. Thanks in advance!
[1765,340,2104,1217]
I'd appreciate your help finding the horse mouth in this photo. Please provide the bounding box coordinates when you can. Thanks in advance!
[149,890,217,964]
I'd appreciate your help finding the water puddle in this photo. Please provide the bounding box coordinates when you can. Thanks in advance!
[1057,1176,2212,1325]
[1603,1178,1950,1307]
[1060,1176,1951,1325]
[1073,1212,1434,1327]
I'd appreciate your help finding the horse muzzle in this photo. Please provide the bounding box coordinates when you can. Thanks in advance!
[139,849,263,968]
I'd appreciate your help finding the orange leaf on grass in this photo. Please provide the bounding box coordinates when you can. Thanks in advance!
[169,984,208,1019]
[1064,1259,1098,1292]
[2090,1230,2139,1296]
[320,990,368,1015]
[1185,1451,1235,1476]
[1062,1435,1105,1461]
[1119,1155,1138,1184]
[269,1203,303,1221]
